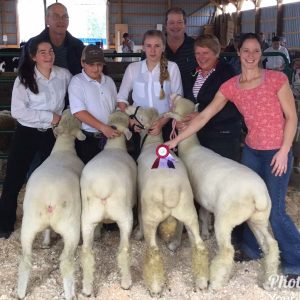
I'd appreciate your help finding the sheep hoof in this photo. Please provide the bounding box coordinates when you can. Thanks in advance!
[208,280,223,291]
[121,277,132,290]
[200,232,210,241]
[167,240,180,252]
[149,290,163,298]
[133,227,143,241]
[194,277,208,290]
[81,288,92,297]
[41,243,51,249]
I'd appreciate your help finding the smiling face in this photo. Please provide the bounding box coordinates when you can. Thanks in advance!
[165,12,186,40]
[46,4,69,36]
[143,36,165,65]
[32,42,55,70]
[238,38,262,70]
[194,46,218,73]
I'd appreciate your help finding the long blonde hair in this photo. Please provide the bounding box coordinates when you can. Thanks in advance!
[142,30,170,99]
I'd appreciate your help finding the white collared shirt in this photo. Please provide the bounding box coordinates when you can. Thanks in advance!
[11,65,72,129]
[117,60,183,114]
[265,46,290,70]
[68,69,117,132]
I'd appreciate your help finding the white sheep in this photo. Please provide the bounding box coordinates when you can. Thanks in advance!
[166,95,280,290]
[125,105,209,297]
[17,109,86,300]
[80,110,137,296]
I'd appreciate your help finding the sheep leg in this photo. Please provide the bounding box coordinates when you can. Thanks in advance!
[59,230,80,300]
[81,222,97,297]
[199,207,213,240]
[143,220,166,297]
[247,220,279,290]
[133,201,143,240]
[41,228,51,248]
[117,216,133,290]
[166,221,184,252]
[175,209,209,290]
[17,228,36,299]
[209,217,234,291]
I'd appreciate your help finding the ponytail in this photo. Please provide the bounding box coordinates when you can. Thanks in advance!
[159,52,169,99]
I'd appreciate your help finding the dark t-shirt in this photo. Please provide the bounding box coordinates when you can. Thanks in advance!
[165,34,197,97]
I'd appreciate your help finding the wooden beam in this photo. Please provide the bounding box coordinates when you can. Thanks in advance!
[277,0,284,36]
[254,0,262,33]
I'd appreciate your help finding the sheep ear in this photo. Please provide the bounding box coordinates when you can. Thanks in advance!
[125,105,136,116]
[123,128,132,140]
[76,130,86,141]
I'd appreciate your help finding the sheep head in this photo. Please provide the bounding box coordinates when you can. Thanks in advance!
[166,94,196,121]
[125,106,159,130]
[108,110,132,140]
[54,109,86,141]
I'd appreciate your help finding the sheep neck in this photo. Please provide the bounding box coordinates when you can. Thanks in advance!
[51,135,76,155]
[140,132,163,151]
[104,134,127,150]
[178,133,200,155]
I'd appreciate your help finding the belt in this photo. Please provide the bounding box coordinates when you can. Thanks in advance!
[82,130,105,139]
[37,127,50,132]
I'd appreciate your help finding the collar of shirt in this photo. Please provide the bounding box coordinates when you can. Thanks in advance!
[34,65,56,81]
[141,59,160,74]
[82,69,106,84]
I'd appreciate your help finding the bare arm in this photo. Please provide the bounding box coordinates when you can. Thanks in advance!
[74,110,120,138]
[271,81,298,175]
[165,91,228,149]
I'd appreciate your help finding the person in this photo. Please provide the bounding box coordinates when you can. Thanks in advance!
[165,33,299,279]
[117,29,183,158]
[20,3,84,76]
[121,33,135,62]
[164,7,197,97]
[265,36,290,71]
[222,34,241,75]
[258,32,269,51]
[183,34,242,161]
[0,38,72,239]
[68,45,120,164]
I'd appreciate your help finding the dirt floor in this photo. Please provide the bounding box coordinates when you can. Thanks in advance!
[0,182,299,300]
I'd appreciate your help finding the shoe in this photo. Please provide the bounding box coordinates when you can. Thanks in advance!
[234,249,254,262]
[0,230,12,239]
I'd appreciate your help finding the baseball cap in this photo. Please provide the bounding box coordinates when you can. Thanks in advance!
[81,45,105,64]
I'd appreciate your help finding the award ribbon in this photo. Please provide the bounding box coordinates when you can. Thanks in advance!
[151,144,176,169]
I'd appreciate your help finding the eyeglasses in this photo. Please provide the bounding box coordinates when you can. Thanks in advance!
[50,13,69,22]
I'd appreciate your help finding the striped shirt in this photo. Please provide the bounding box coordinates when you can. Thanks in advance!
[193,68,215,98]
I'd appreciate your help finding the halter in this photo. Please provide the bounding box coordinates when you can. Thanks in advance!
[129,106,145,130]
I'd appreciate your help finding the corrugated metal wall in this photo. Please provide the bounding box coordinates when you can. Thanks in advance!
[108,0,216,45]
[0,0,18,45]
[260,6,277,43]
[283,2,300,48]
[240,10,255,33]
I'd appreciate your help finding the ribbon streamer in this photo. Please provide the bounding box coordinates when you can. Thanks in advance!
[151,144,176,169]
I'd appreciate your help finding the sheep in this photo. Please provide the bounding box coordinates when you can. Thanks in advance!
[17,109,86,300]
[166,94,280,290]
[125,105,209,297]
[80,110,137,296]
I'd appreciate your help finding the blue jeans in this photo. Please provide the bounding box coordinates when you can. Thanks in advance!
[240,144,300,275]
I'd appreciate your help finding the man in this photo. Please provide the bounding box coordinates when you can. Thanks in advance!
[20,3,84,75]
[121,33,135,62]
[258,32,269,51]
[264,36,290,71]
[164,7,197,97]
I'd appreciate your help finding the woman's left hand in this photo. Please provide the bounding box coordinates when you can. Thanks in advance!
[270,149,289,176]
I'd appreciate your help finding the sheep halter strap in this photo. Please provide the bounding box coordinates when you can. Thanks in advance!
[151,144,176,169]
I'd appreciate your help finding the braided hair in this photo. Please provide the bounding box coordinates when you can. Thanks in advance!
[142,29,170,99]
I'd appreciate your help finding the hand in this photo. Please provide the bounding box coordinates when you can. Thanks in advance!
[164,139,178,150]
[51,113,61,126]
[270,149,289,176]
[148,119,163,136]
[102,125,121,138]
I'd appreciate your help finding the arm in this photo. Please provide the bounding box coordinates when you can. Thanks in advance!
[117,64,134,110]
[271,81,298,175]
[74,110,120,138]
[165,91,228,149]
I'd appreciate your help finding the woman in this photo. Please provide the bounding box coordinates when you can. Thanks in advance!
[166,33,299,278]
[183,34,242,161]
[117,29,183,149]
[0,38,72,239]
